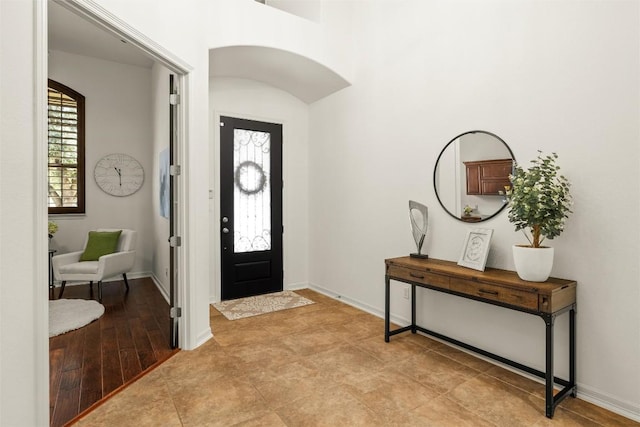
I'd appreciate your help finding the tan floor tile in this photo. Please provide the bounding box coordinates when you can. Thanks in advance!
[391,331,446,350]
[411,395,496,426]
[244,358,320,383]
[485,365,546,395]
[559,397,640,426]
[532,406,602,426]
[342,367,440,414]
[355,334,429,364]
[160,341,241,382]
[306,344,387,383]
[447,373,546,426]
[222,338,300,370]
[213,323,277,347]
[170,375,268,425]
[335,302,369,316]
[433,342,496,372]
[295,306,358,326]
[232,411,287,426]
[252,369,338,409]
[278,328,346,356]
[320,319,382,343]
[276,385,383,426]
[77,369,181,427]
[71,289,637,427]
[261,313,314,336]
[395,350,481,394]
[182,408,278,427]
[294,289,341,306]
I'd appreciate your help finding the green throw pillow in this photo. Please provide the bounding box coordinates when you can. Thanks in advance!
[79,230,122,261]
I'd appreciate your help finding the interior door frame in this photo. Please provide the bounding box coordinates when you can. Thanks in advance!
[211,111,287,304]
[36,1,192,422]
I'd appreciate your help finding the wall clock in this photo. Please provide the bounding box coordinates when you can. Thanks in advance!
[94,153,144,197]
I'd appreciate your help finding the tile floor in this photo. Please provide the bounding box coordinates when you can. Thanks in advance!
[75,289,638,426]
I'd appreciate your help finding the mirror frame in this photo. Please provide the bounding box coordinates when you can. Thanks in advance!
[433,130,515,223]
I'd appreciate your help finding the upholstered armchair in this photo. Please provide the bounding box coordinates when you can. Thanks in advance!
[52,229,136,301]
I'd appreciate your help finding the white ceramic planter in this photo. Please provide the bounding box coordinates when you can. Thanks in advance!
[512,245,554,282]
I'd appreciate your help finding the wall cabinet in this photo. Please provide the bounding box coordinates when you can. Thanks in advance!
[464,158,513,195]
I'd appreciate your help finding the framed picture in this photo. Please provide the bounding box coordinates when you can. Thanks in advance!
[457,228,493,271]
[159,148,169,218]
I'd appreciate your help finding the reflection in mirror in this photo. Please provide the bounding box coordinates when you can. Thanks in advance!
[433,130,514,222]
[409,200,428,258]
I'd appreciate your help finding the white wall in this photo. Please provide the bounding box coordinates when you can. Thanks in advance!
[48,50,154,276]
[309,0,639,419]
[0,1,48,425]
[206,0,354,84]
[266,0,322,22]
[151,63,171,296]
[209,77,309,302]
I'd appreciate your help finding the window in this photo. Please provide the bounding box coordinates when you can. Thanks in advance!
[48,79,85,214]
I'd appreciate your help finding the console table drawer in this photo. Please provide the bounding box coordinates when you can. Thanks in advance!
[450,278,538,310]
[387,265,449,289]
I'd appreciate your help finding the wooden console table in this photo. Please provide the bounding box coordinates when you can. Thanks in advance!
[385,256,577,418]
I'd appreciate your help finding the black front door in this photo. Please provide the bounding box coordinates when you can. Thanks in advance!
[220,116,283,300]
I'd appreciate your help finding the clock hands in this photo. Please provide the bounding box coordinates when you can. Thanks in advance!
[114,167,122,186]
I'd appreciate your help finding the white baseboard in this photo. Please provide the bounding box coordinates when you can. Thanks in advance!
[306,282,640,422]
[196,329,214,348]
[308,281,410,327]
[149,273,170,304]
[286,281,309,291]
[575,384,640,422]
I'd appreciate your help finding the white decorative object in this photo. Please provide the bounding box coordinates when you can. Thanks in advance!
[458,228,493,271]
[512,245,554,282]
[94,153,144,196]
[409,200,428,259]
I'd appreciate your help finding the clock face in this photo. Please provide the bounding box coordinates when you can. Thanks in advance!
[94,153,144,197]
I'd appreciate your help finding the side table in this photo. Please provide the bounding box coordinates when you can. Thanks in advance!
[49,249,56,295]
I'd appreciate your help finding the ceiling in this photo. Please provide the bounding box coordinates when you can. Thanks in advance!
[48,1,154,68]
[49,2,350,103]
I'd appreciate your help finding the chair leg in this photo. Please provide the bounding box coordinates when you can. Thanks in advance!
[59,281,67,299]
[123,273,130,291]
[89,281,94,294]
[98,281,103,302]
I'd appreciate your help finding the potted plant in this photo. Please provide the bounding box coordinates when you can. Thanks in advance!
[502,151,572,281]
[48,220,58,240]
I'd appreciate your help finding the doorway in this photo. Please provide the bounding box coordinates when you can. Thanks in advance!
[44,1,189,424]
[219,116,283,300]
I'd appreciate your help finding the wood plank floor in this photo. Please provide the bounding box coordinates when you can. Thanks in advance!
[49,277,176,427]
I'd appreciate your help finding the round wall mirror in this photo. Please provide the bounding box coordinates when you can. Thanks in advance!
[433,130,515,222]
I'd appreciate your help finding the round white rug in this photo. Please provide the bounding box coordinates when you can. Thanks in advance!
[49,299,105,337]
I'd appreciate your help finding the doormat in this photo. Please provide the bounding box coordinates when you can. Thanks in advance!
[49,298,105,337]
[212,290,314,320]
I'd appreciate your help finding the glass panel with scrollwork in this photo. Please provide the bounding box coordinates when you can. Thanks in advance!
[233,128,271,253]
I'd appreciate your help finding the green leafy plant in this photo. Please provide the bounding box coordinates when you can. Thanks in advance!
[48,220,58,238]
[502,151,572,248]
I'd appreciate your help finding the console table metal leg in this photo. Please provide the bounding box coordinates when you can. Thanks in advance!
[384,275,390,342]
[545,314,555,418]
[570,307,577,397]
[411,284,417,333]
